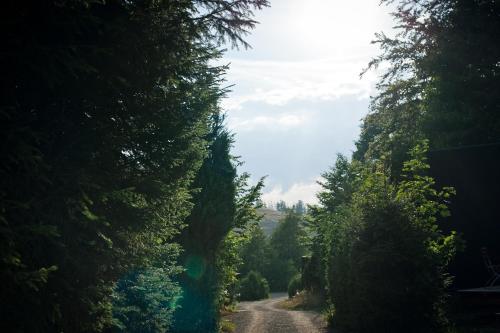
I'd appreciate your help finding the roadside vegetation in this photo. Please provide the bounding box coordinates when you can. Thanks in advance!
[1,0,498,332]
[297,1,500,332]
[0,1,268,332]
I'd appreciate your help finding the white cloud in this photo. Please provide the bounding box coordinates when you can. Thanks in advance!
[220,0,396,203]
[220,56,380,112]
[219,0,395,112]
[262,181,321,206]
[228,112,308,132]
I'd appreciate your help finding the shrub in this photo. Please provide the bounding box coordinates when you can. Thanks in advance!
[238,271,269,301]
[265,257,298,292]
[288,274,303,298]
[112,267,182,333]
[324,142,460,332]
[301,252,326,298]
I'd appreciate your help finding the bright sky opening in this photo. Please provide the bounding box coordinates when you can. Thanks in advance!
[222,0,394,206]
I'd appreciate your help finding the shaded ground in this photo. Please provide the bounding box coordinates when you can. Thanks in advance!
[226,293,330,333]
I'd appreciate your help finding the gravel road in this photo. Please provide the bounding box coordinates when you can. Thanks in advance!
[226,293,330,333]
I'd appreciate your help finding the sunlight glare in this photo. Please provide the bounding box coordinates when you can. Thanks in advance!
[289,0,387,57]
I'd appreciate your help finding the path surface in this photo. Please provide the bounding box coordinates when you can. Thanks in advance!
[226,293,330,333]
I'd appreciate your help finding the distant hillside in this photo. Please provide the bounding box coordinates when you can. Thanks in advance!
[257,208,284,237]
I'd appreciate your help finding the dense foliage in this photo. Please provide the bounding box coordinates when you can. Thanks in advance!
[173,119,237,332]
[238,271,270,301]
[112,266,182,333]
[266,212,307,291]
[239,225,271,278]
[239,210,307,292]
[172,119,264,332]
[0,0,267,332]
[2,0,497,331]
[355,0,500,176]
[311,143,459,332]
[305,0,499,331]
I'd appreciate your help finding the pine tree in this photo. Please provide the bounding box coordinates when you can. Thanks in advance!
[173,117,237,333]
[356,0,500,177]
[265,212,307,291]
[0,1,268,331]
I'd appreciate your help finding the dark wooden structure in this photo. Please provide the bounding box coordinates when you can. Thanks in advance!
[429,143,500,289]
[453,287,500,328]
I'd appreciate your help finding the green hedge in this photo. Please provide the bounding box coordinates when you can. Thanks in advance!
[238,271,269,301]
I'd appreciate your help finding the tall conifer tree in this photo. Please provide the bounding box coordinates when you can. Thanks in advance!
[173,116,237,332]
[0,1,268,331]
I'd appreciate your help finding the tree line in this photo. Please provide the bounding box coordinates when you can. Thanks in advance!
[238,208,307,296]
[0,1,268,332]
[298,1,500,332]
[1,0,499,332]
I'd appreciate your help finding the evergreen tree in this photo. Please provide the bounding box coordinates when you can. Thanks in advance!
[356,0,500,178]
[239,225,270,277]
[173,117,237,332]
[112,265,182,333]
[422,0,500,147]
[0,1,268,331]
[218,173,265,309]
[276,200,288,212]
[294,200,306,215]
[173,117,265,332]
[265,212,307,291]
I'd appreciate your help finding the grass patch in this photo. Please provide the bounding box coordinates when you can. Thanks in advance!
[220,307,237,316]
[278,291,325,312]
[219,306,237,333]
[219,319,236,333]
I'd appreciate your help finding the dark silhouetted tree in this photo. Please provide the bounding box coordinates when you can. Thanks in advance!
[0,1,268,332]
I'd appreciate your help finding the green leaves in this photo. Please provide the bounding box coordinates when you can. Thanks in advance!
[360,0,500,177]
[234,173,265,229]
[238,271,269,301]
[112,268,182,333]
[397,140,456,231]
[314,1,499,330]
[310,140,460,332]
[1,0,266,331]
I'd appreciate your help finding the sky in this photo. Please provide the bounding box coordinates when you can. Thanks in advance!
[222,0,395,206]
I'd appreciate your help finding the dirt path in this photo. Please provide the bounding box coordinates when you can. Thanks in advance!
[226,293,330,333]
